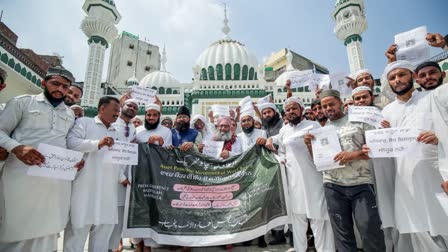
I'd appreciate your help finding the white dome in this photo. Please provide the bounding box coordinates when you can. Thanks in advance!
[139,71,180,88]
[126,75,139,86]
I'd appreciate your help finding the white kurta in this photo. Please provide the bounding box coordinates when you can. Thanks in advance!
[237,128,267,152]
[382,89,448,235]
[0,93,75,242]
[67,116,125,229]
[135,124,172,147]
[271,120,328,220]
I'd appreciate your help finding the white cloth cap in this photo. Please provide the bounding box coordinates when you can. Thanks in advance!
[124,98,139,106]
[240,109,255,120]
[284,97,304,108]
[257,102,277,113]
[351,69,371,80]
[192,114,207,124]
[351,86,372,96]
[145,103,160,112]
[70,105,83,110]
[383,60,414,79]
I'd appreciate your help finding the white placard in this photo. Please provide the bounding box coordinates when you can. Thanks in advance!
[348,106,384,128]
[395,26,430,65]
[212,105,230,117]
[308,74,331,92]
[286,70,313,88]
[239,96,253,112]
[104,141,139,165]
[365,128,422,158]
[27,143,83,181]
[310,126,344,171]
[202,141,224,158]
[330,72,351,96]
[258,94,271,104]
[131,86,157,104]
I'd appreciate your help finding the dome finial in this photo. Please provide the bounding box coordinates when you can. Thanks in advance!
[222,3,231,39]
[161,44,167,72]
[286,48,294,71]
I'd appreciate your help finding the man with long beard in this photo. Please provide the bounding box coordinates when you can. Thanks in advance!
[213,116,242,159]
[311,99,328,127]
[266,97,335,252]
[237,110,267,152]
[191,114,213,141]
[0,66,81,251]
[172,106,201,152]
[368,60,448,251]
[257,102,283,138]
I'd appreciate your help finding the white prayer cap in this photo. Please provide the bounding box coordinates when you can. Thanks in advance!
[145,103,160,112]
[124,98,139,106]
[351,86,372,96]
[240,109,255,120]
[383,60,414,79]
[70,105,83,110]
[284,97,304,108]
[304,106,311,110]
[192,114,207,124]
[257,102,277,113]
[351,69,372,80]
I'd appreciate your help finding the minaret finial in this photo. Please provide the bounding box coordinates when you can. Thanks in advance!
[161,44,167,72]
[222,4,231,39]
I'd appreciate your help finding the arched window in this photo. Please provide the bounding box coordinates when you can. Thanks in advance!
[234,64,241,80]
[21,68,27,77]
[14,63,21,73]
[173,90,178,94]
[201,68,208,80]
[208,66,215,80]
[225,63,232,80]
[278,88,282,93]
[159,87,165,94]
[0,53,8,64]
[248,67,255,80]
[166,88,172,94]
[8,58,15,68]
[151,86,157,91]
[216,64,223,80]
[242,65,248,80]
[254,72,258,80]
[26,72,32,80]
[31,75,37,83]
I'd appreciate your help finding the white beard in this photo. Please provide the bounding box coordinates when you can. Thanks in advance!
[214,131,232,141]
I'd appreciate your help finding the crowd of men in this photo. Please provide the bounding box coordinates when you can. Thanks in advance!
[0,32,447,252]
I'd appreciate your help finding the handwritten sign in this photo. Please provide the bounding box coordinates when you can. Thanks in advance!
[348,106,384,128]
[239,96,253,112]
[330,72,351,96]
[258,94,271,104]
[202,141,224,159]
[286,70,313,88]
[27,143,83,181]
[365,128,421,158]
[308,74,331,92]
[131,86,157,104]
[395,26,430,65]
[212,105,230,117]
[104,141,138,165]
[310,126,344,171]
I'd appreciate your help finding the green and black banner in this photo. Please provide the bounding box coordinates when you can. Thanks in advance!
[123,144,288,246]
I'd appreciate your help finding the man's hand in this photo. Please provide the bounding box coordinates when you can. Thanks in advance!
[265,138,276,152]
[221,150,230,159]
[165,145,175,150]
[198,143,205,153]
[256,137,267,146]
[441,181,448,194]
[361,144,370,157]
[11,145,45,166]
[334,150,368,165]
[285,80,292,91]
[180,142,194,152]
[0,147,8,161]
[380,120,391,129]
[119,91,132,106]
[385,44,398,63]
[346,76,356,89]
[98,137,115,149]
[154,96,162,111]
[121,178,131,187]
[75,159,85,171]
[426,33,446,49]
[303,133,315,147]
[208,111,214,124]
[417,131,438,145]
[148,135,164,146]
[0,83,6,92]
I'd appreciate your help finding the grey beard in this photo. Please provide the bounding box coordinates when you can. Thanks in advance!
[214,131,232,141]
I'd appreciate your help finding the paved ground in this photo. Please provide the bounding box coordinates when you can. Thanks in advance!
[56,232,303,252]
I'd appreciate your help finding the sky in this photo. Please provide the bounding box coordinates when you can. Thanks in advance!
[1,0,447,83]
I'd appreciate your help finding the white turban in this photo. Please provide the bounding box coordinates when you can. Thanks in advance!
[123,98,139,107]
[191,114,207,124]
[145,103,160,112]
[240,109,255,120]
[254,116,262,125]
[284,97,304,108]
[351,86,372,96]
[383,60,414,79]
[351,69,372,80]
[257,102,277,113]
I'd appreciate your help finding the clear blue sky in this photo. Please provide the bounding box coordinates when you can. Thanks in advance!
[1,0,447,83]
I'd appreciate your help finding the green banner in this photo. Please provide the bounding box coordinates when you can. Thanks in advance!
[123,144,288,246]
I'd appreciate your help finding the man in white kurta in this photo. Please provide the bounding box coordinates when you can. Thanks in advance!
[214,117,242,159]
[64,96,125,252]
[132,103,172,250]
[380,61,448,252]
[109,99,138,251]
[237,110,267,152]
[0,67,76,252]
[266,97,334,252]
